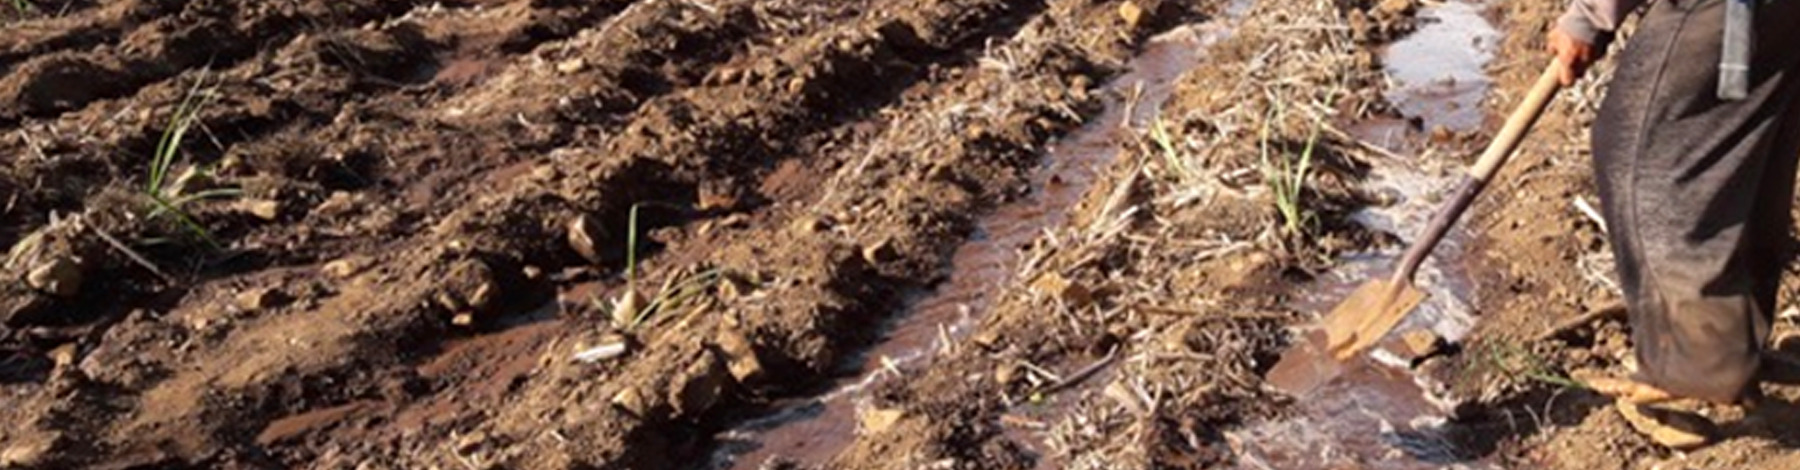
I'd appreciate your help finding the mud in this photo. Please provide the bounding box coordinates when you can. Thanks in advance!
[712,21,1230,470]
[1244,1,1498,467]
[0,0,1211,468]
[9,0,1793,468]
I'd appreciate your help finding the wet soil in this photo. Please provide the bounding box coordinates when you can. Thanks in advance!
[0,0,1208,468]
[712,20,1231,470]
[10,0,1795,468]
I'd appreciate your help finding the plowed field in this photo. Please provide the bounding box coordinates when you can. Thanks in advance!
[10,0,1800,469]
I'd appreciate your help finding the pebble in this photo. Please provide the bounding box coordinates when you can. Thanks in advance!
[567,215,605,265]
[26,257,82,298]
[714,327,764,382]
[240,199,281,221]
[235,287,292,311]
[1118,1,1147,28]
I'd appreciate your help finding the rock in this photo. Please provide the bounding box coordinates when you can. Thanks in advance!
[789,215,830,234]
[439,259,498,313]
[858,408,905,435]
[567,215,605,265]
[1375,0,1414,16]
[1118,1,1147,28]
[48,343,77,369]
[238,199,281,221]
[697,184,737,212]
[235,287,292,311]
[714,328,765,382]
[994,362,1020,385]
[321,257,366,278]
[314,191,357,215]
[611,387,648,417]
[555,57,586,74]
[25,257,82,298]
[1399,329,1444,360]
[669,352,730,417]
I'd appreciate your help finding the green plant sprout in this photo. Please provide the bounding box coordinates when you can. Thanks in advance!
[1258,111,1317,236]
[143,74,239,249]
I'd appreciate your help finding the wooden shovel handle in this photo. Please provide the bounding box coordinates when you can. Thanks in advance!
[1390,64,1563,284]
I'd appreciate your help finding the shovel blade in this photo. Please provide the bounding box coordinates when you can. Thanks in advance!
[1320,279,1427,361]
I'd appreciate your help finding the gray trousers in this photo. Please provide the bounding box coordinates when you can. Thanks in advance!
[1594,0,1800,403]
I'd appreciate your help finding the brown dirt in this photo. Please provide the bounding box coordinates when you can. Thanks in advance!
[0,0,1222,468]
[10,0,1793,468]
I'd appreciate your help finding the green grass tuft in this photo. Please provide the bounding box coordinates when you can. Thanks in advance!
[1258,112,1317,236]
[142,74,239,249]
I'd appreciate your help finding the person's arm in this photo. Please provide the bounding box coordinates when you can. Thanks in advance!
[1548,0,1646,85]
[1556,0,1647,44]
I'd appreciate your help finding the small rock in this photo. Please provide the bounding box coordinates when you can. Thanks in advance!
[611,387,648,417]
[1118,1,1147,28]
[439,259,498,313]
[714,328,765,382]
[789,215,830,234]
[531,165,558,181]
[555,57,586,74]
[1399,329,1444,360]
[235,287,292,311]
[994,362,1021,385]
[322,258,365,278]
[239,199,281,221]
[697,185,737,212]
[1375,0,1415,16]
[858,408,904,435]
[669,352,730,417]
[313,191,357,215]
[26,257,82,298]
[451,312,476,327]
[568,215,605,265]
[49,343,77,368]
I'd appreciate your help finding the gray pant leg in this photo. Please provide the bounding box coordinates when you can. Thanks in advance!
[1591,0,1800,403]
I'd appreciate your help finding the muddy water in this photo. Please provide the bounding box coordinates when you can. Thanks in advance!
[1236,1,1502,469]
[706,24,1232,470]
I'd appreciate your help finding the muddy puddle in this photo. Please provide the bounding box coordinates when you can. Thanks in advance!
[1235,1,1503,468]
[705,23,1234,470]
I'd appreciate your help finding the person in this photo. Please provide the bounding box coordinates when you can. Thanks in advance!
[1549,0,1800,449]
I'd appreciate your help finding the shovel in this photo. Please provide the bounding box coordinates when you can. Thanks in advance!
[1319,63,1564,361]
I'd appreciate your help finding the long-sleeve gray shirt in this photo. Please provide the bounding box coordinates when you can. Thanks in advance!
[1559,0,1648,42]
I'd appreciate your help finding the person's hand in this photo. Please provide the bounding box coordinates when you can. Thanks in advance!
[1548,29,1598,86]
